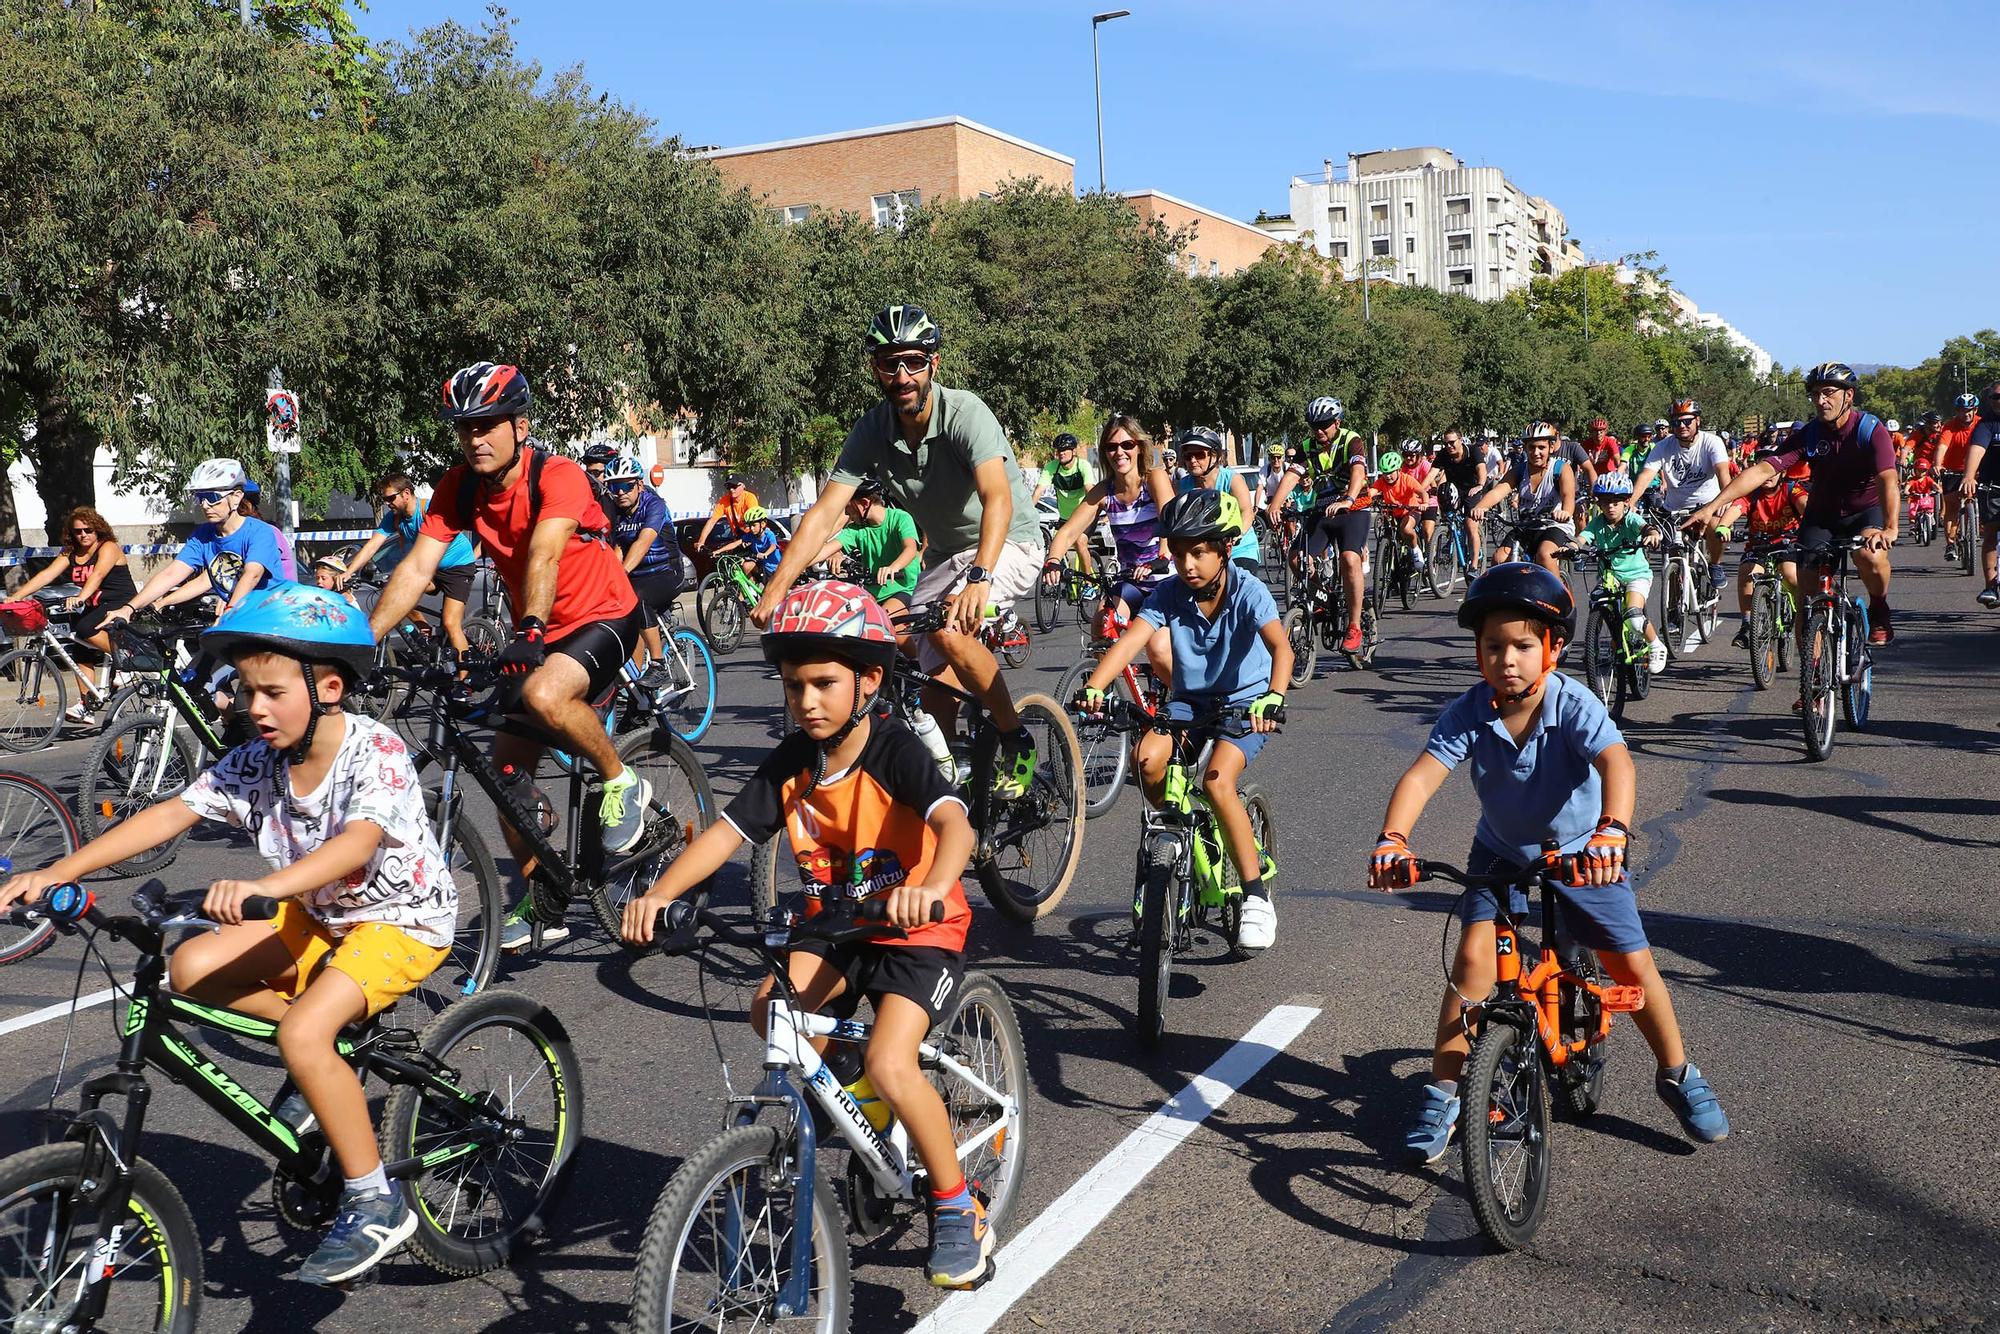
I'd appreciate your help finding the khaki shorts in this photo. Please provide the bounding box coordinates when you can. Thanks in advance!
[910,540,1045,674]
[262,901,448,1018]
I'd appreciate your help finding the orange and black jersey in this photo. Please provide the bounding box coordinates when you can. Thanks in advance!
[723,717,971,952]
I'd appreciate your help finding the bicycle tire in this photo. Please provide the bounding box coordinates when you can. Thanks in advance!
[1055,658,1131,821]
[1460,1015,1551,1252]
[1800,605,1838,761]
[1224,786,1278,961]
[587,728,718,941]
[1842,603,1872,730]
[1356,597,1381,669]
[1283,605,1313,689]
[1748,582,1778,690]
[1426,525,1460,598]
[415,798,504,1012]
[462,613,506,658]
[1627,621,1653,701]
[381,989,583,1276]
[0,772,79,965]
[77,713,202,874]
[1034,570,1060,633]
[1398,547,1416,612]
[1961,504,1980,576]
[751,835,787,921]
[0,647,63,753]
[996,619,1033,670]
[629,1123,849,1334]
[1555,949,1607,1120]
[974,693,1084,923]
[931,971,1030,1235]
[665,626,717,743]
[1661,561,1687,660]
[1135,833,1178,1047]
[348,637,401,721]
[1580,606,1617,710]
[696,574,745,653]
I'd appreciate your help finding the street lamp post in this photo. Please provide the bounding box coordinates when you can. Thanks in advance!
[1091,10,1130,193]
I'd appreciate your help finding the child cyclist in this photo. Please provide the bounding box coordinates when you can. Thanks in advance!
[1368,450,1430,570]
[0,584,458,1286]
[712,504,784,583]
[1072,490,1291,949]
[1732,445,1809,648]
[1577,472,1668,674]
[1367,564,1728,1164]
[621,581,995,1289]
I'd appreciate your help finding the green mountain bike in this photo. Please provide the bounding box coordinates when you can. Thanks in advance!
[1571,550,1653,718]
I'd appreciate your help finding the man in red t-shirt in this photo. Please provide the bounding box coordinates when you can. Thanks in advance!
[1582,417,1623,477]
[371,363,651,949]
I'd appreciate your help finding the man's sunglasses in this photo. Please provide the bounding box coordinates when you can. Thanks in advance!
[607,480,641,494]
[873,352,932,375]
[190,489,238,506]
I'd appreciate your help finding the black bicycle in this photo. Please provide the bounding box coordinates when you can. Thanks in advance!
[0,883,583,1331]
[1033,555,1102,634]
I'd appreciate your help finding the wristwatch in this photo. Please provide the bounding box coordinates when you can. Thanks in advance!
[963,565,992,585]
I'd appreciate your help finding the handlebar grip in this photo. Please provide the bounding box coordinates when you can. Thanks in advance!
[854,898,947,925]
[241,896,281,922]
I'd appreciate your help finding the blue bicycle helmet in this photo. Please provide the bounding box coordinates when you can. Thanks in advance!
[203,584,377,683]
[1593,471,1634,498]
[603,452,644,483]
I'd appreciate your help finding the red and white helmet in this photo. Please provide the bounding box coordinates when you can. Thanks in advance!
[761,580,898,671]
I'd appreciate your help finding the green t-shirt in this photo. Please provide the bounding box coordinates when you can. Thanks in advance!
[1580,510,1652,584]
[834,506,921,600]
[1047,457,1095,520]
[831,384,1043,564]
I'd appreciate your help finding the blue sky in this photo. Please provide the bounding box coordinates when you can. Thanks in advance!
[357,0,1995,370]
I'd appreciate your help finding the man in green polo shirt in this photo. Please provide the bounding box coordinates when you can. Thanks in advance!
[752,304,1046,798]
[812,477,922,607]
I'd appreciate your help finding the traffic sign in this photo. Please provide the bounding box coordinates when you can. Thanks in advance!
[266,389,302,455]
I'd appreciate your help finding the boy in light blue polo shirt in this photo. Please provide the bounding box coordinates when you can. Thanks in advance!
[1366,563,1729,1166]
[1074,490,1291,950]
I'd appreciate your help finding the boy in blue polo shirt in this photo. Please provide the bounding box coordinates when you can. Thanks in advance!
[1074,490,1291,949]
[1367,563,1729,1164]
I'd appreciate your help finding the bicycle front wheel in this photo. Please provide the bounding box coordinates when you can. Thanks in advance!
[77,713,201,874]
[665,627,717,743]
[1135,834,1180,1047]
[382,989,584,1276]
[629,1123,849,1334]
[932,971,1030,1236]
[975,693,1084,923]
[1461,1016,1551,1252]
[696,575,745,654]
[587,728,718,940]
[1800,605,1838,761]
[1054,659,1130,821]
[1748,582,1778,690]
[1580,606,1617,709]
[1033,570,1061,633]
[0,772,79,965]
[0,648,63,753]
[1426,526,1460,598]
[0,1142,203,1332]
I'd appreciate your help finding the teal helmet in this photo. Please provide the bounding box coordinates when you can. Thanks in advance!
[1377,451,1404,473]
[203,584,377,684]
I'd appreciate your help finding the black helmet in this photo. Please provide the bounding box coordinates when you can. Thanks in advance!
[440,362,532,422]
[1804,362,1858,393]
[581,442,620,465]
[1920,410,1942,428]
[1158,488,1245,545]
[1053,432,1079,452]
[1174,425,1225,453]
[851,476,885,503]
[1457,562,1575,642]
[864,304,941,354]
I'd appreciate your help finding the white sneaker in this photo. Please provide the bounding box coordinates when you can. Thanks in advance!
[1237,895,1276,950]
[1648,639,1668,673]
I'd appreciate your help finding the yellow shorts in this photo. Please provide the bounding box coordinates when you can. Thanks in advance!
[262,901,448,1018]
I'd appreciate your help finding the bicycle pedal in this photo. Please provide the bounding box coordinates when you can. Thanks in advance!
[1601,985,1646,1013]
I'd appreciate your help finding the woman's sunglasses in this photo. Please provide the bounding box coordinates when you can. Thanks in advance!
[190,489,237,506]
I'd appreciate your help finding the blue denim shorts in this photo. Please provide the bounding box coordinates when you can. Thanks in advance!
[1164,697,1268,767]
[1458,841,1649,954]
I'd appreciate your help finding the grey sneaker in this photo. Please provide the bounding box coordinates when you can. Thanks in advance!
[599,772,654,854]
[1403,1082,1461,1165]
[500,897,570,953]
[299,1186,415,1286]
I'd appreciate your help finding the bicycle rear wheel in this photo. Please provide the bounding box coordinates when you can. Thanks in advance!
[1054,659,1130,820]
[0,1143,202,1332]
[1748,582,1778,689]
[1800,605,1838,761]
[1461,1016,1551,1251]
[1135,834,1180,1047]
[975,693,1084,923]
[382,989,584,1276]
[629,1123,848,1334]
[0,648,63,753]
[931,971,1030,1235]
[77,713,201,874]
[1555,949,1607,1120]
[0,772,78,965]
[412,795,503,1013]
[1222,787,1278,961]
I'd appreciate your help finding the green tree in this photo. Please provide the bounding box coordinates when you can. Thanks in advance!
[1179,246,1346,446]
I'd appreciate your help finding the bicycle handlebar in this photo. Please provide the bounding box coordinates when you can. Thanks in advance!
[1076,695,1280,734]
[4,880,281,940]
[650,894,945,956]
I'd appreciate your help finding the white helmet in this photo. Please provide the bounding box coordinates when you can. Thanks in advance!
[187,458,248,493]
[604,452,645,483]
[1886,419,1901,433]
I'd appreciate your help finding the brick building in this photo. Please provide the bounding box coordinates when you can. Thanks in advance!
[701,116,1074,226]
[1122,190,1279,277]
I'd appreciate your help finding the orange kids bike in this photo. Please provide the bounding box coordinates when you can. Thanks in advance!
[1407,846,1646,1249]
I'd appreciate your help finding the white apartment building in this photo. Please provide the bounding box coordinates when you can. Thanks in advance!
[1287,148,1579,301]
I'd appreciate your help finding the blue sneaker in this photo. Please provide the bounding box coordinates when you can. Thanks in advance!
[927,1197,994,1288]
[299,1186,415,1286]
[1403,1082,1460,1165]
[1657,1063,1730,1143]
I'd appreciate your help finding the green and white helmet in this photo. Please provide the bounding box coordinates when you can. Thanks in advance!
[864,304,941,354]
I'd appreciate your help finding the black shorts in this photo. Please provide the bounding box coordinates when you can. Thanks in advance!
[1797,505,1884,553]
[550,606,646,700]
[68,598,131,658]
[791,937,964,1030]
[1980,494,2000,530]
[430,564,473,604]
[1306,508,1372,558]
[630,568,685,617]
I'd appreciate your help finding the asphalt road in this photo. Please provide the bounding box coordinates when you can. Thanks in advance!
[1,539,1995,1333]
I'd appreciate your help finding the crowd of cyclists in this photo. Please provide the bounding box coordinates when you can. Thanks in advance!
[0,295,1992,1321]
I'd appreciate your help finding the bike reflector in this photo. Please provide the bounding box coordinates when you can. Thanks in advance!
[45,883,95,924]
[1601,985,1646,1013]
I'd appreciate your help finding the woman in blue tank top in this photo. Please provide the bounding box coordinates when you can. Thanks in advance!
[1171,426,1262,572]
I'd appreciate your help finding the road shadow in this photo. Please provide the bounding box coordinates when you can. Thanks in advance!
[1706,787,2000,850]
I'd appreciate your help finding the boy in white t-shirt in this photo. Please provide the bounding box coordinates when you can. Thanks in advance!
[0,584,456,1288]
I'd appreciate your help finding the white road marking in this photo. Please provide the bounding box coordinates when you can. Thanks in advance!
[0,988,119,1038]
[911,998,1323,1333]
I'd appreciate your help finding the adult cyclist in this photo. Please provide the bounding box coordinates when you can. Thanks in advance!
[345,470,479,656]
[1427,429,1489,572]
[1266,396,1371,654]
[369,362,654,951]
[752,305,1046,799]
[1960,383,2000,607]
[1687,361,1899,646]
[1632,398,1737,591]
[1174,425,1263,574]
[603,452,689,686]
[1936,392,1981,562]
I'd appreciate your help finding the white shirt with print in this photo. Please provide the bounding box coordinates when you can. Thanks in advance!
[1644,431,1731,511]
[182,714,458,948]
